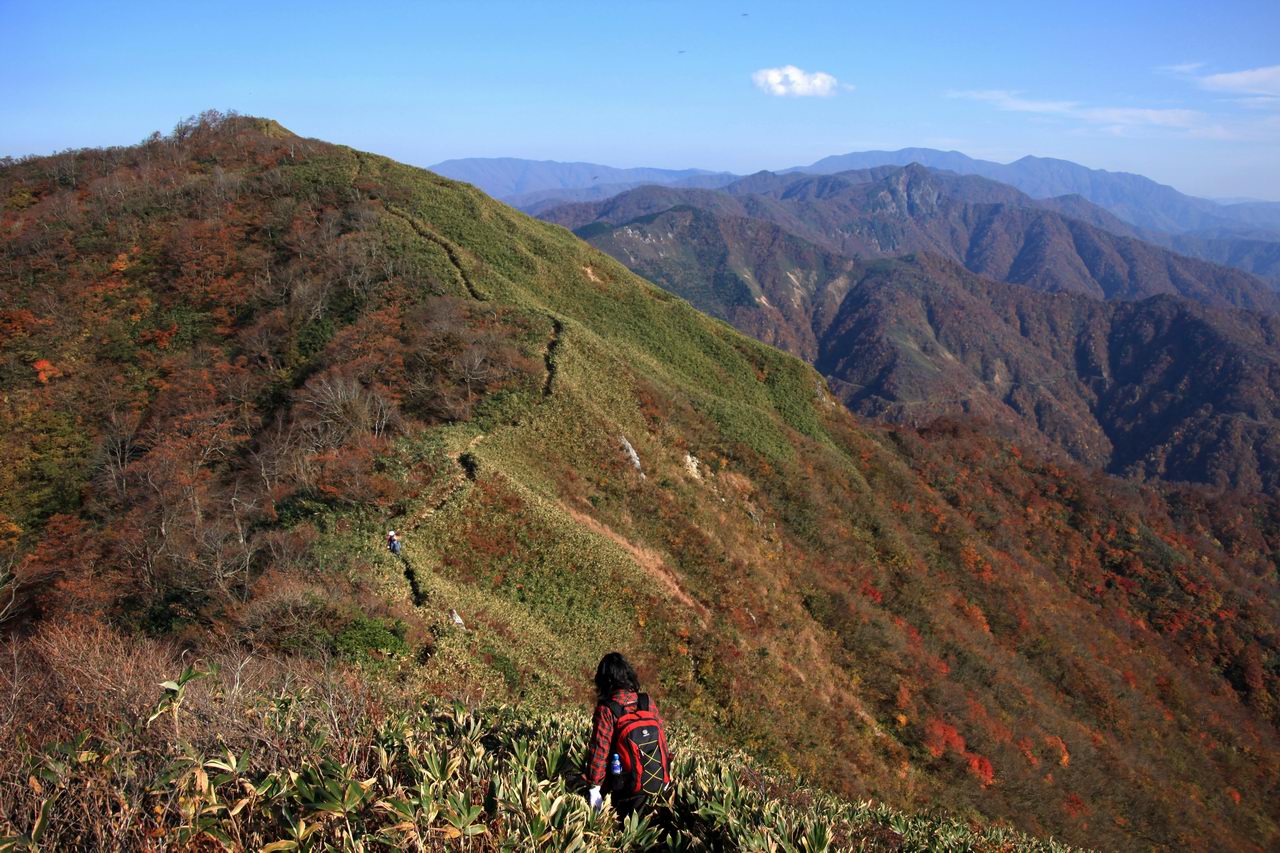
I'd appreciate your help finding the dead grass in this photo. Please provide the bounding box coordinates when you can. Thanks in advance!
[560,503,710,622]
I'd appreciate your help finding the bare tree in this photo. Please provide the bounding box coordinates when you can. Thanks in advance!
[194,491,260,603]
[0,558,18,628]
[99,408,142,502]
[296,372,398,449]
[451,345,491,405]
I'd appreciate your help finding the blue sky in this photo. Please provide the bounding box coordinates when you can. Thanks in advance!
[3,0,1279,198]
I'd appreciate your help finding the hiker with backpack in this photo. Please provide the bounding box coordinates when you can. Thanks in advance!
[582,652,671,818]
[386,530,401,556]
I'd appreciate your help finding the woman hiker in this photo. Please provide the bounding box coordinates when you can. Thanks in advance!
[581,652,672,818]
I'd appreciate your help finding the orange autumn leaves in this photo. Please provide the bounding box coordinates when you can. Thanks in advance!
[32,359,61,384]
[924,717,996,787]
[27,249,142,384]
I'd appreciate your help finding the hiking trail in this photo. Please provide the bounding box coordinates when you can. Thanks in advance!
[410,433,486,527]
[542,316,563,397]
[397,432,486,608]
[400,554,427,606]
[383,206,487,301]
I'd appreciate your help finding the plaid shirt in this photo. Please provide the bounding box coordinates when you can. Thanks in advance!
[583,690,665,786]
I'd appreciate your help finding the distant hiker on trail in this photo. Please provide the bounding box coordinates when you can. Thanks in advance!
[386,530,401,556]
[581,652,671,819]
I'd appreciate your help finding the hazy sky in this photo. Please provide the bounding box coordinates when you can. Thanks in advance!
[4,0,1278,199]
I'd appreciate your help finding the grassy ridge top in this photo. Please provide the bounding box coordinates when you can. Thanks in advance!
[1,113,1278,850]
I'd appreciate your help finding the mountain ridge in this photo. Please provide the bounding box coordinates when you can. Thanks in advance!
[793,147,1280,235]
[545,164,1280,313]
[554,170,1280,491]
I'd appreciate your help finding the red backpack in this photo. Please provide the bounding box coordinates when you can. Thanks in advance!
[606,693,671,795]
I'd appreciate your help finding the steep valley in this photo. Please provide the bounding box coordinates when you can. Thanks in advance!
[556,174,1280,493]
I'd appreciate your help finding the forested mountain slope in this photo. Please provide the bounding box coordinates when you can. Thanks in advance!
[545,165,1279,313]
[2,115,1278,850]
[570,205,1280,492]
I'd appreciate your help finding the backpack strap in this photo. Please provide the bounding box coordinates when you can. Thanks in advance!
[606,694,650,719]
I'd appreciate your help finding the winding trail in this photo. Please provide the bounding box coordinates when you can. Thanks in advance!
[542,316,562,397]
[409,433,486,528]
[382,202,704,619]
[383,206,487,301]
[361,161,715,633]
[384,254,701,619]
[365,177,583,614]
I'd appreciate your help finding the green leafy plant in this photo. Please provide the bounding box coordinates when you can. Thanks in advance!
[146,663,216,741]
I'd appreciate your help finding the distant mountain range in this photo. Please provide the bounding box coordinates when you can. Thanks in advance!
[438,151,1280,285]
[428,156,733,200]
[546,165,1279,312]
[793,149,1280,236]
[434,148,1280,234]
[543,165,1280,491]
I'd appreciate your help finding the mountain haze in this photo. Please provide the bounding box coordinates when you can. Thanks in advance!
[429,156,730,201]
[796,148,1280,236]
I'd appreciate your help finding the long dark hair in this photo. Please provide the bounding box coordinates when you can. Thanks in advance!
[594,652,639,700]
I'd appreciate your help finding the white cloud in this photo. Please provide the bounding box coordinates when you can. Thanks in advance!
[1157,61,1206,75]
[948,89,1206,132]
[947,89,1076,114]
[959,67,1280,144]
[1233,96,1280,110]
[752,65,843,97]
[1198,64,1280,97]
[1078,107,1201,128]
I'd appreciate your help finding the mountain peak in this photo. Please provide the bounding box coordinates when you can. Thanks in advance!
[252,117,296,139]
[790,148,1272,234]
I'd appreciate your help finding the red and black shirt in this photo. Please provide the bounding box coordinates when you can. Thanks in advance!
[583,689,666,786]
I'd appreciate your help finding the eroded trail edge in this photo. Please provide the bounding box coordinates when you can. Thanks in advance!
[384,206,487,301]
[542,316,562,397]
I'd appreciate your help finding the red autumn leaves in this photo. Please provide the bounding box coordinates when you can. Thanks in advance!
[924,718,996,787]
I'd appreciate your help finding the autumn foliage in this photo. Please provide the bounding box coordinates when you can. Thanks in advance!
[0,112,538,639]
[1,113,1278,851]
